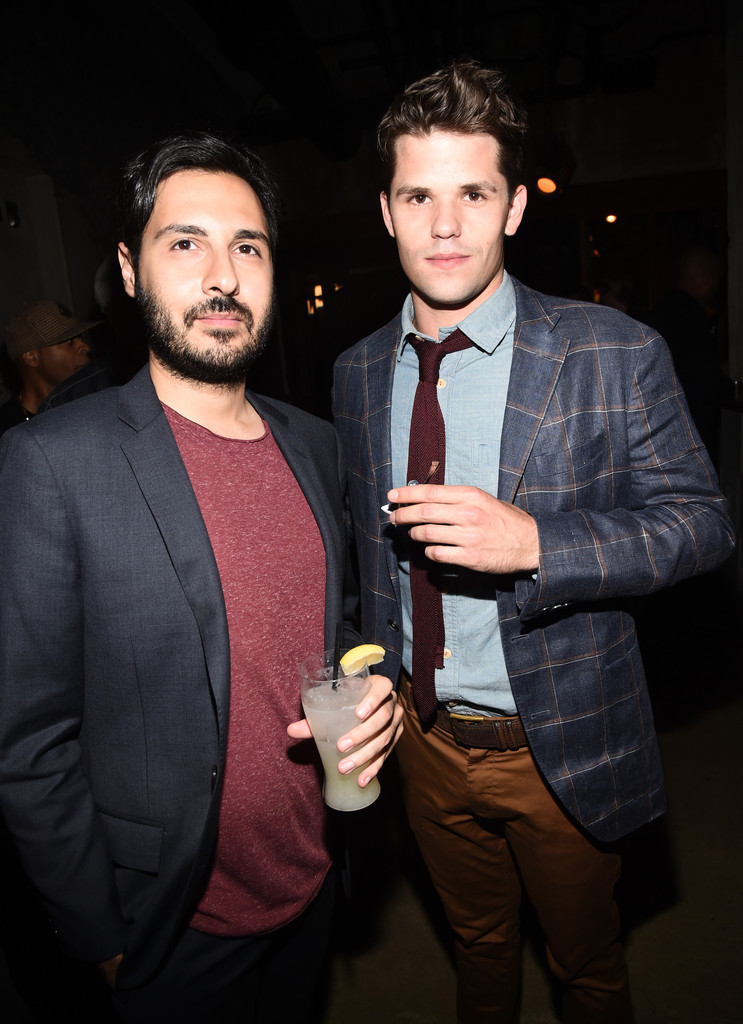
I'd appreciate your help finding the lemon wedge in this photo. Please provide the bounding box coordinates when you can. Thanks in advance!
[339,643,385,674]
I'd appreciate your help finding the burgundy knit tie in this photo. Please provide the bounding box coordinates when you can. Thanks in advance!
[406,328,473,725]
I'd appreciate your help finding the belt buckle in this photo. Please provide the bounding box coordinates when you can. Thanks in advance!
[447,713,489,749]
[448,712,485,723]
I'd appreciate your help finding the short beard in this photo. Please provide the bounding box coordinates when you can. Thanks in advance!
[136,283,275,387]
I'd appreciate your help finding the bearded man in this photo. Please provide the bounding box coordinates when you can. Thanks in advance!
[0,131,402,1024]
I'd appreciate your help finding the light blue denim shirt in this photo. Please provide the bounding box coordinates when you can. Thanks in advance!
[390,270,518,715]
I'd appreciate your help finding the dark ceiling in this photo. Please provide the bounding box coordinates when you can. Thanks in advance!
[1,0,726,201]
[0,0,732,412]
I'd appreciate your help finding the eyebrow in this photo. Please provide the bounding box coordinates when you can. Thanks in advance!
[394,180,500,198]
[233,229,271,247]
[462,180,500,193]
[393,185,431,198]
[153,223,271,247]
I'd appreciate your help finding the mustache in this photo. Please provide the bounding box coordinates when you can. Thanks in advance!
[182,296,255,330]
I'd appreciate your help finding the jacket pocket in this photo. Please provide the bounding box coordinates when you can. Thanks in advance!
[98,810,164,874]
[531,433,608,482]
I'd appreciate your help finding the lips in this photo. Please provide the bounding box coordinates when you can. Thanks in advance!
[197,314,244,326]
[184,298,253,331]
[426,253,469,269]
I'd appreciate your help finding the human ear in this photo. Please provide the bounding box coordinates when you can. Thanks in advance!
[505,185,527,237]
[380,192,396,238]
[20,348,41,368]
[117,243,137,299]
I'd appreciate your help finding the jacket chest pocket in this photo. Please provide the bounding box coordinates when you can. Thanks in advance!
[531,433,609,482]
[524,432,618,512]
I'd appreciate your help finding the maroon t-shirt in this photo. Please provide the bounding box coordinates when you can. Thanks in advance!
[164,406,330,936]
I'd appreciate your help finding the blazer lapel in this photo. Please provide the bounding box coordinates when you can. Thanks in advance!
[250,394,342,648]
[254,397,335,540]
[117,370,231,731]
[499,282,570,504]
[364,323,400,506]
[362,326,402,599]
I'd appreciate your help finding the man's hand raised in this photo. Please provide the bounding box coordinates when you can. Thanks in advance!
[388,484,539,575]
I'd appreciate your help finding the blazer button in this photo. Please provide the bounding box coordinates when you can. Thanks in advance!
[211,765,218,792]
[387,619,400,632]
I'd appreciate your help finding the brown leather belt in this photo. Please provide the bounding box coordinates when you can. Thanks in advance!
[400,671,528,751]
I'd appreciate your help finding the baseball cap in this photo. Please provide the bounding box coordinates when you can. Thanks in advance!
[5,299,102,361]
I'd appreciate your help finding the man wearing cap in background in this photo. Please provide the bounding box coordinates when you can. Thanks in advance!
[0,298,105,435]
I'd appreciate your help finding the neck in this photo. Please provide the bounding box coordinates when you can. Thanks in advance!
[149,355,263,439]
[411,269,506,337]
[18,378,53,416]
[410,304,452,339]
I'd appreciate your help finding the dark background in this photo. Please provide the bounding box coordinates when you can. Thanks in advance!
[0,0,733,420]
[0,4,741,1021]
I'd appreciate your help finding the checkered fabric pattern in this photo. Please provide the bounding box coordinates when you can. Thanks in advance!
[332,277,735,841]
[5,299,100,359]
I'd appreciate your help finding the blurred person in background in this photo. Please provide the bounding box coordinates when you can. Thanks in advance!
[0,298,100,435]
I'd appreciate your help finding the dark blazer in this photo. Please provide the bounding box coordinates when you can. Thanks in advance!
[332,278,735,842]
[0,366,356,988]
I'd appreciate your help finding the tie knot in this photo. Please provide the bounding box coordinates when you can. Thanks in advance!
[410,328,473,382]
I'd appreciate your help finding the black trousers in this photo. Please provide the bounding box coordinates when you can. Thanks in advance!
[112,871,335,1024]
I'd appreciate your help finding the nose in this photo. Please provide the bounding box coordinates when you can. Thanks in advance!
[430,199,461,240]
[72,335,91,358]
[203,249,239,296]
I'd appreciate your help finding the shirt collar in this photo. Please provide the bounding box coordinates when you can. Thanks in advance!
[397,269,516,360]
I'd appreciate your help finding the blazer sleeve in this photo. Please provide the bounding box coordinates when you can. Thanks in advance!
[0,429,129,962]
[518,330,735,619]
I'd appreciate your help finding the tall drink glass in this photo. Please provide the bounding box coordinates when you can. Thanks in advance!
[299,651,381,812]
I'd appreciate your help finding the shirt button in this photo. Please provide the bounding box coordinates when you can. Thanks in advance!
[443,648,452,659]
[437,378,445,389]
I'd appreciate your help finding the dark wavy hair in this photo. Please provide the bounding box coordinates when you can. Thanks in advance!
[378,59,528,197]
[118,131,281,269]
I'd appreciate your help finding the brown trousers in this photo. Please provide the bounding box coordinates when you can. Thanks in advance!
[396,679,634,1024]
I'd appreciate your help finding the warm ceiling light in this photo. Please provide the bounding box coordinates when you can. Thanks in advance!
[605,214,618,223]
[533,133,576,196]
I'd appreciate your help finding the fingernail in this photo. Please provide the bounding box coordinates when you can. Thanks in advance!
[339,758,354,774]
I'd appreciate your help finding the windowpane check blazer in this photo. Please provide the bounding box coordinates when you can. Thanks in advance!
[332,278,735,842]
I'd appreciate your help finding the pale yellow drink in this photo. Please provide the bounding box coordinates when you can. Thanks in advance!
[299,653,381,812]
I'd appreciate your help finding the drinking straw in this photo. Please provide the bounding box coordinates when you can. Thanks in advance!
[332,622,342,689]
